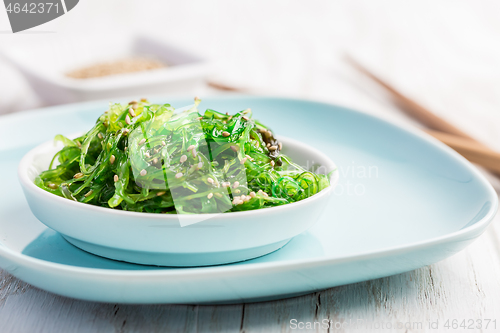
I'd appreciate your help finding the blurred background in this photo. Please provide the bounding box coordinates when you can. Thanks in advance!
[1,0,500,151]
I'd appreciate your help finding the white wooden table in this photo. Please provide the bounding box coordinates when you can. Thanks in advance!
[1,1,500,331]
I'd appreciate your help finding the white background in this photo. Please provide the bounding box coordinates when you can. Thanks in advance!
[1,0,500,152]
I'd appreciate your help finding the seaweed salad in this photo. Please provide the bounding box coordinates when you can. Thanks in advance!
[36,98,331,214]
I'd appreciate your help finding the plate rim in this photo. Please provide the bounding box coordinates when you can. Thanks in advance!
[0,94,498,279]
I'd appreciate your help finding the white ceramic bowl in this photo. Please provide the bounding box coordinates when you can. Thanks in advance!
[18,136,338,267]
[0,35,211,104]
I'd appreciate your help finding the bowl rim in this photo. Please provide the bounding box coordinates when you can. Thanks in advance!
[0,35,212,92]
[18,135,339,222]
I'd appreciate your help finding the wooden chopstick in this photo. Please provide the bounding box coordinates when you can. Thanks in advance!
[207,81,244,92]
[425,130,500,173]
[208,65,499,174]
[345,56,478,142]
[346,55,500,174]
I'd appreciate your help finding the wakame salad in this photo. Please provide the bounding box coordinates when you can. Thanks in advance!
[36,98,331,214]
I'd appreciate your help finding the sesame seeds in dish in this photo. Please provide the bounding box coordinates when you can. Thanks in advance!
[34,98,332,214]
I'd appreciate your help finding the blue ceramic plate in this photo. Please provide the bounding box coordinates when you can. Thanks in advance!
[0,96,497,304]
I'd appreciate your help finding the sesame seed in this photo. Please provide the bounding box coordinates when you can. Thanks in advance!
[73,172,84,179]
[222,182,230,188]
[244,195,251,202]
[139,138,146,146]
[228,116,232,121]
[259,128,267,133]
[162,141,166,146]
[128,100,138,105]
[97,133,103,139]
[255,141,259,147]
[191,149,197,158]
[187,145,195,152]
[140,169,147,176]
[207,193,213,199]
[140,98,147,102]
[262,192,269,197]
[243,108,251,114]
[225,112,229,115]
[194,96,201,103]
[157,191,166,196]
[104,110,108,114]
[110,155,116,164]
[207,177,214,184]
[240,157,247,164]
[129,108,136,117]
[267,143,271,147]
[215,193,223,198]
[125,115,131,125]
[222,131,230,137]
[180,155,187,163]
[114,175,119,182]
[269,145,278,151]
[84,190,93,197]
[122,128,130,135]
[197,116,203,120]
[250,191,256,198]
[175,172,183,179]
[230,145,239,152]
[197,162,203,169]
[270,160,275,167]
[240,195,246,200]
[232,198,243,205]
[153,158,158,164]
[242,116,249,121]
[48,183,58,189]
[278,142,282,150]
[145,152,151,158]
[234,189,241,194]
[233,181,240,188]
[124,147,128,152]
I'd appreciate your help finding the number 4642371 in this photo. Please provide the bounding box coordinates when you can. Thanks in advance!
[6,3,59,14]
[444,319,496,330]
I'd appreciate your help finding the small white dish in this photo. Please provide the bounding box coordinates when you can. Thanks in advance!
[18,136,338,267]
[0,35,212,104]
